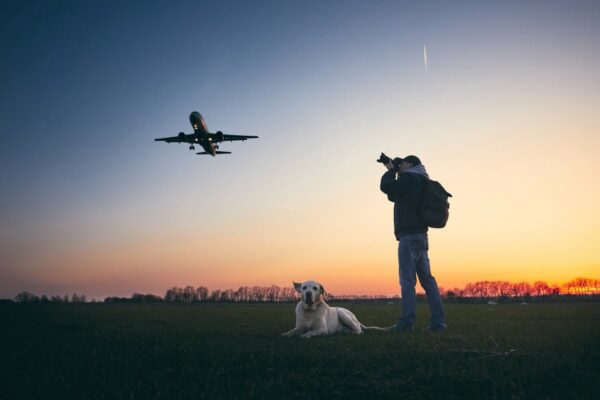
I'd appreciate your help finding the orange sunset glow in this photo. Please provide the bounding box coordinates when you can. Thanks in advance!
[2,2,599,301]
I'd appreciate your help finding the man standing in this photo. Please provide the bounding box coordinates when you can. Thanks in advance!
[380,155,446,331]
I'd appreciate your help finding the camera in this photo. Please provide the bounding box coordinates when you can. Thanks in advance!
[377,153,403,171]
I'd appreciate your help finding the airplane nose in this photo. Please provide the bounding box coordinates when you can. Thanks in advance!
[189,111,200,126]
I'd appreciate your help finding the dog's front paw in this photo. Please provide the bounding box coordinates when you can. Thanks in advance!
[281,332,293,337]
[300,333,312,339]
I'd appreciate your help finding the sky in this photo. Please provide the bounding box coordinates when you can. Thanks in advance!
[1,0,599,299]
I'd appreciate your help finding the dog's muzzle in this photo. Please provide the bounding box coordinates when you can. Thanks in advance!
[304,292,313,305]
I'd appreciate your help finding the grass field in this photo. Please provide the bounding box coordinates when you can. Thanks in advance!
[1,302,598,399]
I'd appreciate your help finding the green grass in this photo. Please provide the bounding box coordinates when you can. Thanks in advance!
[1,303,598,399]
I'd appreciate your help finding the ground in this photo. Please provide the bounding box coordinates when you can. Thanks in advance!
[1,302,598,399]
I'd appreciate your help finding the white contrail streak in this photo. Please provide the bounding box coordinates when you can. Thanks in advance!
[424,45,428,71]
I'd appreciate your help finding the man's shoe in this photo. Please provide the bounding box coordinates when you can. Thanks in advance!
[388,321,414,332]
[424,324,447,332]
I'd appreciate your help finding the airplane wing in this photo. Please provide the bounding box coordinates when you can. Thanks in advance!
[211,133,259,142]
[154,133,198,144]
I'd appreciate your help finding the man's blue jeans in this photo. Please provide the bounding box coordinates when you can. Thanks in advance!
[398,233,445,328]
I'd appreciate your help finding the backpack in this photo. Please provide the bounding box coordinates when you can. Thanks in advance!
[417,176,452,228]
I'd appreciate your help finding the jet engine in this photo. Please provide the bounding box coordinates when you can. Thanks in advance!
[216,131,224,142]
[178,132,186,139]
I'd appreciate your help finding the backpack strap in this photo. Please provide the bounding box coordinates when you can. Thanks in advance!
[416,175,429,215]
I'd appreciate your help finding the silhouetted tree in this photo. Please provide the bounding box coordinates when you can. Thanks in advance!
[15,291,38,303]
[196,286,209,302]
[563,277,600,295]
[50,295,63,303]
[533,281,550,296]
[281,287,297,302]
[209,289,221,302]
[131,293,163,303]
[267,285,281,303]
[165,287,183,302]
[182,286,197,303]
[237,286,251,302]
[253,286,267,302]
[219,289,234,302]
[71,293,87,303]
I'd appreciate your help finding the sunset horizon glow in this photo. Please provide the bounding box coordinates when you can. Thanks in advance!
[1,1,599,300]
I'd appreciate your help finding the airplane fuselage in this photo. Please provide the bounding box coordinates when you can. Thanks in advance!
[189,112,218,156]
[189,111,209,133]
[186,133,218,156]
[199,136,218,156]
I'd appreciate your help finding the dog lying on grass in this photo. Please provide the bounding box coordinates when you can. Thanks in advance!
[282,280,386,338]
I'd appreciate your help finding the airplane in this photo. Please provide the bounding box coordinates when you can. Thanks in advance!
[154,111,258,156]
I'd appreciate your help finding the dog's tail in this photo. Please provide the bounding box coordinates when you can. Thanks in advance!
[360,323,389,332]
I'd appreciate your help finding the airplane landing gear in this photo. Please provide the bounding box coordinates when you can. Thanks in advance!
[189,145,195,151]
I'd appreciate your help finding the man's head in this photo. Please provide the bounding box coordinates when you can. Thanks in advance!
[399,155,421,173]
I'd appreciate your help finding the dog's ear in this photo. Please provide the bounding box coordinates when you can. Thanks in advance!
[319,284,326,296]
[293,282,302,293]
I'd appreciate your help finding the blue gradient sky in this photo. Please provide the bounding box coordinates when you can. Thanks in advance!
[1,1,599,298]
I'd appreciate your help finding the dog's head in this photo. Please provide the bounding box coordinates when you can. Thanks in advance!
[293,280,326,308]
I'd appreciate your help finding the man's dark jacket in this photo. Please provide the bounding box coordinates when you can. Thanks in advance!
[380,168,428,240]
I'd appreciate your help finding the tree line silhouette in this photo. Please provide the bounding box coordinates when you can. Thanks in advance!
[11,292,87,304]
[444,277,600,298]
[6,277,599,304]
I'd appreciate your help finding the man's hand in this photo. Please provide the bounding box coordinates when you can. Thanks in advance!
[385,161,395,171]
